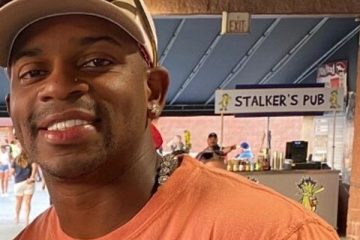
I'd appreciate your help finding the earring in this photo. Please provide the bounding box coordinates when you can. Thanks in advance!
[148,102,161,118]
[74,78,79,82]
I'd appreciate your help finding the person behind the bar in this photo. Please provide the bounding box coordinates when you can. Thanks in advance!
[196,132,236,162]
[0,0,339,239]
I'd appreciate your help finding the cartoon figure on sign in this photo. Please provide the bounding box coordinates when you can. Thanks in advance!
[183,130,192,152]
[330,90,340,109]
[297,177,324,212]
[219,93,231,111]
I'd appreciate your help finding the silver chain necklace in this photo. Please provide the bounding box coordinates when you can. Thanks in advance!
[157,153,180,185]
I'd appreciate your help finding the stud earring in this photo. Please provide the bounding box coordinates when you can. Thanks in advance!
[74,78,79,82]
[148,102,161,118]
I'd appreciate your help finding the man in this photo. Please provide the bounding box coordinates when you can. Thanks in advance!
[196,132,236,161]
[0,0,339,239]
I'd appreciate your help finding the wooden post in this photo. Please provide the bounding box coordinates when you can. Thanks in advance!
[331,110,336,168]
[220,112,224,148]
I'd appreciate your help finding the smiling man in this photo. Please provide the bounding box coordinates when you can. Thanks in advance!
[0,0,340,239]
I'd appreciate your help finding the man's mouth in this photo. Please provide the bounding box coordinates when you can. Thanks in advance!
[47,119,92,131]
[36,109,98,131]
[35,110,100,144]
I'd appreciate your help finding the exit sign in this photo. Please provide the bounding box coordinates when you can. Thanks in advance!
[221,12,250,34]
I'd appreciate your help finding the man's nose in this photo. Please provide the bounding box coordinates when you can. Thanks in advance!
[38,71,89,102]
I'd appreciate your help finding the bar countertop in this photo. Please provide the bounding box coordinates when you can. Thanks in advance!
[234,169,340,175]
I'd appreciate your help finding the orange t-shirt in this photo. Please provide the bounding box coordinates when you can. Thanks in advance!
[15,156,339,240]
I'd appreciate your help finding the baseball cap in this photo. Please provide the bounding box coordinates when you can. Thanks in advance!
[208,132,217,138]
[0,0,158,68]
[240,142,249,149]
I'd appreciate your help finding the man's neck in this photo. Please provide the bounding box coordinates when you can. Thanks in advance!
[45,151,159,239]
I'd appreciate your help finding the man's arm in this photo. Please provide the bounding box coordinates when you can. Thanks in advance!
[221,145,237,155]
[27,163,37,184]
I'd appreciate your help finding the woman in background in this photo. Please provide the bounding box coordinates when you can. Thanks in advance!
[11,151,37,225]
[0,145,11,196]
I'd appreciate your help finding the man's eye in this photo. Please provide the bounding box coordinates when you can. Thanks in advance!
[19,69,48,80]
[82,58,113,68]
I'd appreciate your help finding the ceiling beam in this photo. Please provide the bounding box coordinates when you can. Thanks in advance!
[205,18,281,105]
[257,17,329,85]
[0,103,8,117]
[169,33,223,105]
[146,0,360,15]
[162,104,215,116]
[293,24,360,84]
[159,19,186,65]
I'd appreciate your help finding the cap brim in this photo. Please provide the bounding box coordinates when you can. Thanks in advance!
[0,0,149,67]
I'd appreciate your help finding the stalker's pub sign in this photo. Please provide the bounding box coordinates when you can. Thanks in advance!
[215,85,344,115]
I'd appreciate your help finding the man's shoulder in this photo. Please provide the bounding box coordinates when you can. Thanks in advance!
[190,158,311,216]
[180,156,338,239]
[14,207,56,240]
[182,156,293,205]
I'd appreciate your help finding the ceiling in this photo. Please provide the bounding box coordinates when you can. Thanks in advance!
[0,15,359,116]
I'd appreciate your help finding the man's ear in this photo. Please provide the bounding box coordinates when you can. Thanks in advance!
[5,94,10,117]
[146,66,169,108]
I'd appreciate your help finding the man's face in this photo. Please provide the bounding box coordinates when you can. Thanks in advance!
[8,15,157,179]
[207,136,218,148]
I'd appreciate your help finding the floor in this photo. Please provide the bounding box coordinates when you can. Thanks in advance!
[0,180,50,240]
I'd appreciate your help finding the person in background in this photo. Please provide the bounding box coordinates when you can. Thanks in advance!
[9,139,21,160]
[167,135,185,153]
[0,0,339,239]
[196,132,236,162]
[0,145,11,196]
[11,151,37,225]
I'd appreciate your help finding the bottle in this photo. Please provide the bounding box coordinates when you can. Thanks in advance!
[255,161,260,171]
[245,161,250,171]
[226,162,232,171]
[250,161,254,171]
[239,161,244,171]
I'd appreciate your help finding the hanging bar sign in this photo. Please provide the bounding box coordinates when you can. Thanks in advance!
[215,87,344,114]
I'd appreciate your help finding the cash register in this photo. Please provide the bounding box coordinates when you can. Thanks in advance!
[285,141,321,170]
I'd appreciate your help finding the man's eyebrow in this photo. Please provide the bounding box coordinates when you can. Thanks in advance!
[79,36,123,47]
[11,48,42,65]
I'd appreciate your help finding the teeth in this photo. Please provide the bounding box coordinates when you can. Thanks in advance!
[65,120,76,128]
[58,122,66,130]
[47,119,90,131]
